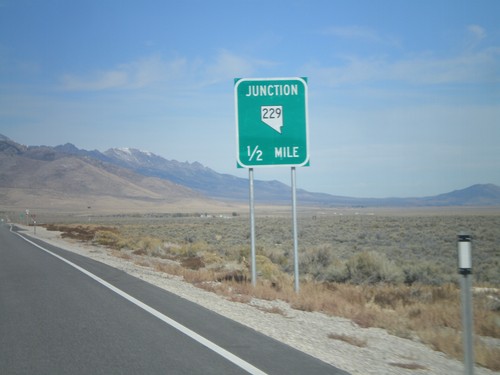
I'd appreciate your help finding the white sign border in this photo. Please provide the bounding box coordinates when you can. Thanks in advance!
[234,77,310,168]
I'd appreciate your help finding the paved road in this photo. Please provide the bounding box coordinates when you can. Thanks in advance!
[0,224,349,374]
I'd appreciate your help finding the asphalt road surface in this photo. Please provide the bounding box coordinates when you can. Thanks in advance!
[0,224,349,374]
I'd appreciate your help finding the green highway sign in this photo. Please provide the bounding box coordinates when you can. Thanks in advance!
[235,77,309,168]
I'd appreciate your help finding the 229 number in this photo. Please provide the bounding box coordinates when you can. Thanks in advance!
[261,106,282,119]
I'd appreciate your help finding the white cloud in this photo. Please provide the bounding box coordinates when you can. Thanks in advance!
[464,24,488,51]
[391,48,500,84]
[304,46,500,87]
[59,51,270,92]
[60,55,188,91]
[61,70,127,91]
[205,50,255,83]
[202,49,278,86]
[467,25,486,41]
[308,25,499,87]
[325,25,378,40]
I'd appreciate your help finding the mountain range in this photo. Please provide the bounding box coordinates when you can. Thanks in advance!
[1,134,499,211]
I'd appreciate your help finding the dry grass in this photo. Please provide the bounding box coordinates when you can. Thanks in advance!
[256,306,287,316]
[328,333,367,347]
[389,362,428,370]
[475,344,500,371]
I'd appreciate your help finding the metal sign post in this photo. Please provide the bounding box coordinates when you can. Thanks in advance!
[249,168,257,286]
[235,77,309,292]
[458,233,474,375]
[291,167,299,292]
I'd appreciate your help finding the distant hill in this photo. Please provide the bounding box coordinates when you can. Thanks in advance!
[0,136,219,212]
[93,145,500,207]
[420,184,500,206]
[1,134,500,209]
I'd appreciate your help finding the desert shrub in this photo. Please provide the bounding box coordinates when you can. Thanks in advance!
[200,252,225,268]
[133,236,163,256]
[345,251,404,284]
[368,285,417,309]
[181,256,205,270]
[475,260,500,285]
[256,254,283,282]
[323,259,349,283]
[402,261,452,285]
[169,241,207,258]
[298,244,351,283]
[230,244,251,263]
[93,230,123,249]
[60,225,97,242]
[299,244,336,279]
[216,270,249,283]
[263,246,290,269]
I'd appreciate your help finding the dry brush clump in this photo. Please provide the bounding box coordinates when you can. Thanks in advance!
[327,333,368,348]
[389,362,428,370]
[43,224,119,243]
[345,251,404,284]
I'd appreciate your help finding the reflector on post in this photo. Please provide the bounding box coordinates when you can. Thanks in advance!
[458,233,472,274]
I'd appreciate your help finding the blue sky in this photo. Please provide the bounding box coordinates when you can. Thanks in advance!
[1,0,499,198]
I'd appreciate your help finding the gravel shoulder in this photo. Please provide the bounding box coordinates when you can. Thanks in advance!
[19,225,499,375]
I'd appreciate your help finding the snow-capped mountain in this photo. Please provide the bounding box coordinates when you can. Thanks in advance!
[105,148,156,165]
[2,134,500,207]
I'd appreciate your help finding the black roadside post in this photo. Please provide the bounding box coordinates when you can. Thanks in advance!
[458,233,474,375]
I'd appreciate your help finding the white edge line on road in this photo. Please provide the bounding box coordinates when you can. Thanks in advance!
[14,230,268,375]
